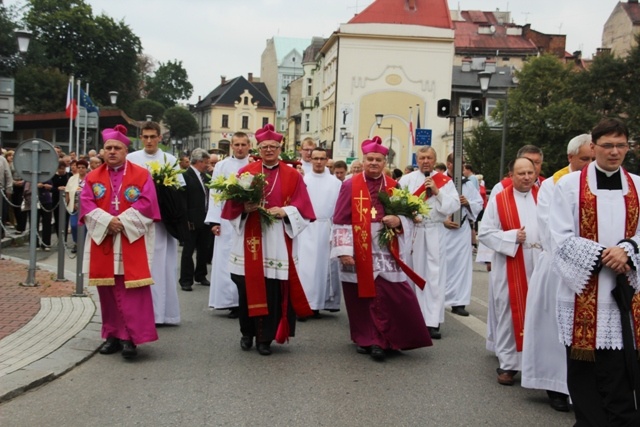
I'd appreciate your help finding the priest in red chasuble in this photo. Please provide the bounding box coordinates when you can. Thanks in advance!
[331,136,432,362]
[80,125,161,360]
[222,124,315,356]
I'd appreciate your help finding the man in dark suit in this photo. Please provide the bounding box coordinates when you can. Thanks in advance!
[179,148,213,291]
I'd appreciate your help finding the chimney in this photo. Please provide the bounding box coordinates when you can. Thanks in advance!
[461,58,472,72]
[221,75,226,85]
[484,59,497,73]
[248,72,253,82]
[407,0,416,10]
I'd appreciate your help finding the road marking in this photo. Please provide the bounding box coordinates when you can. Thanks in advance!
[471,296,488,308]
[446,311,487,339]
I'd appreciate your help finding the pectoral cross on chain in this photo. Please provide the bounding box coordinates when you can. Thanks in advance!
[112,195,120,211]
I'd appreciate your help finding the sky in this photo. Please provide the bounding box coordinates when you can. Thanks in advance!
[6,0,621,104]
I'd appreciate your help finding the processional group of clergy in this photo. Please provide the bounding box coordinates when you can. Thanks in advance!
[81,119,640,426]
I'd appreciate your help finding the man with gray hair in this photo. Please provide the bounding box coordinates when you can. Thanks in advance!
[179,148,212,291]
[521,134,592,411]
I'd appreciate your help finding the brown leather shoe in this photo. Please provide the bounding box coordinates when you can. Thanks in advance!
[497,369,516,386]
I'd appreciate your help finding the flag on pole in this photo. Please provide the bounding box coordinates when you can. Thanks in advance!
[65,81,77,119]
[416,104,421,129]
[409,107,415,146]
[78,88,99,113]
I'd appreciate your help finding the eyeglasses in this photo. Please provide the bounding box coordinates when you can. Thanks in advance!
[595,143,629,150]
[259,145,281,151]
[311,157,327,161]
[141,135,158,140]
[301,148,314,153]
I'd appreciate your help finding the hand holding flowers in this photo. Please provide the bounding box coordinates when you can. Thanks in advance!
[377,187,430,247]
[208,172,277,226]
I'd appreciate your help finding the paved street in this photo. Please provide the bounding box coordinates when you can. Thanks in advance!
[0,240,574,426]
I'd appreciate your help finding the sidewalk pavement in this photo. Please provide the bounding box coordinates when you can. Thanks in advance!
[0,245,102,403]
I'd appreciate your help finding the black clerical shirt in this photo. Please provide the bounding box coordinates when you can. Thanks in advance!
[595,168,622,190]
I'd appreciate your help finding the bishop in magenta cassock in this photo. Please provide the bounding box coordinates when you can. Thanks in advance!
[331,136,432,362]
[80,125,161,360]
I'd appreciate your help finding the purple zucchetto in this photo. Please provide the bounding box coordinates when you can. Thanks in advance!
[255,123,283,143]
[102,124,131,147]
[361,136,389,156]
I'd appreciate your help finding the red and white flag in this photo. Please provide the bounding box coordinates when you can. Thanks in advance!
[65,80,77,119]
[409,107,415,146]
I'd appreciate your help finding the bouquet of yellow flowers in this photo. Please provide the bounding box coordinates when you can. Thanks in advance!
[145,157,188,241]
[208,172,277,226]
[146,158,184,189]
[377,187,430,247]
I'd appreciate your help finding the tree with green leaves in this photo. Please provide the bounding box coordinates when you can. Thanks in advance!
[163,106,198,140]
[16,0,142,111]
[464,120,503,188]
[128,99,165,122]
[145,60,193,108]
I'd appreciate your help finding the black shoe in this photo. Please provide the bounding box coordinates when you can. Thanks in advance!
[547,391,569,412]
[121,340,137,359]
[240,336,253,351]
[296,315,308,322]
[452,306,470,317]
[227,308,239,319]
[197,278,210,286]
[370,345,385,361]
[257,342,272,356]
[356,345,371,354]
[428,327,441,339]
[99,337,122,354]
[180,285,193,292]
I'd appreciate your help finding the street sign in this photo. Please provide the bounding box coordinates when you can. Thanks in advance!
[415,128,432,146]
[76,108,98,129]
[0,113,14,131]
[14,138,59,182]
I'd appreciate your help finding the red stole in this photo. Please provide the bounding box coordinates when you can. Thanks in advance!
[572,166,640,360]
[411,172,451,198]
[496,184,538,352]
[351,174,425,298]
[87,162,153,288]
[241,161,312,328]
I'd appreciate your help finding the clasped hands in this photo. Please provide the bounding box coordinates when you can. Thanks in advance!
[243,201,287,219]
[107,217,124,235]
[602,246,630,274]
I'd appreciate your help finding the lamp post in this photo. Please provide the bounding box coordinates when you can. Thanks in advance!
[478,70,509,179]
[0,29,32,149]
[109,91,118,106]
[374,113,393,164]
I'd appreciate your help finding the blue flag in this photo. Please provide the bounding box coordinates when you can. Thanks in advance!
[78,88,99,113]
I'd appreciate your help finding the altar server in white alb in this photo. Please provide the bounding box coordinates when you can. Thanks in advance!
[443,153,484,317]
[398,146,460,339]
[550,118,640,426]
[521,134,592,413]
[205,132,251,318]
[127,121,181,326]
[479,157,541,387]
[297,147,342,317]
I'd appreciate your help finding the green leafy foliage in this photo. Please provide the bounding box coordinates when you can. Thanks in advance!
[163,106,198,140]
[145,60,193,108]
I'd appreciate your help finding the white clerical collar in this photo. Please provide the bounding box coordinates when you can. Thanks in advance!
[594,162,620,177]
[311,170,325,177]
[263,162,279,170]
[514,188,531,197]
[143,149,158,156]
[109,164,124,172]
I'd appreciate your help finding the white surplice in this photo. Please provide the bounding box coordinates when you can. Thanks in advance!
[297,171,342,310]
[204,156,249,309]
[398,170,460,327]
[444,179,484,307]
[127,149,181,324]
[550,163,640,350]
[478,188,540,371]
[521,175,569,394]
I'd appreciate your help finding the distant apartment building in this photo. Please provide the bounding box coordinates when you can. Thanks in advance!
[190,74,275,154]
[602,0,640,57]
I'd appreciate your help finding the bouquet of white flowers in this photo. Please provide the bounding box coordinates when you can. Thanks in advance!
[208,172,277,226]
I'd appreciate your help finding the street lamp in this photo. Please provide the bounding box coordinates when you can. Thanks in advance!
[479,71,509,179]
[146,114,153,122]
[340,126,355,158]
[15,29,32,54]
[374,113,394,164]
[109,91,118,105]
